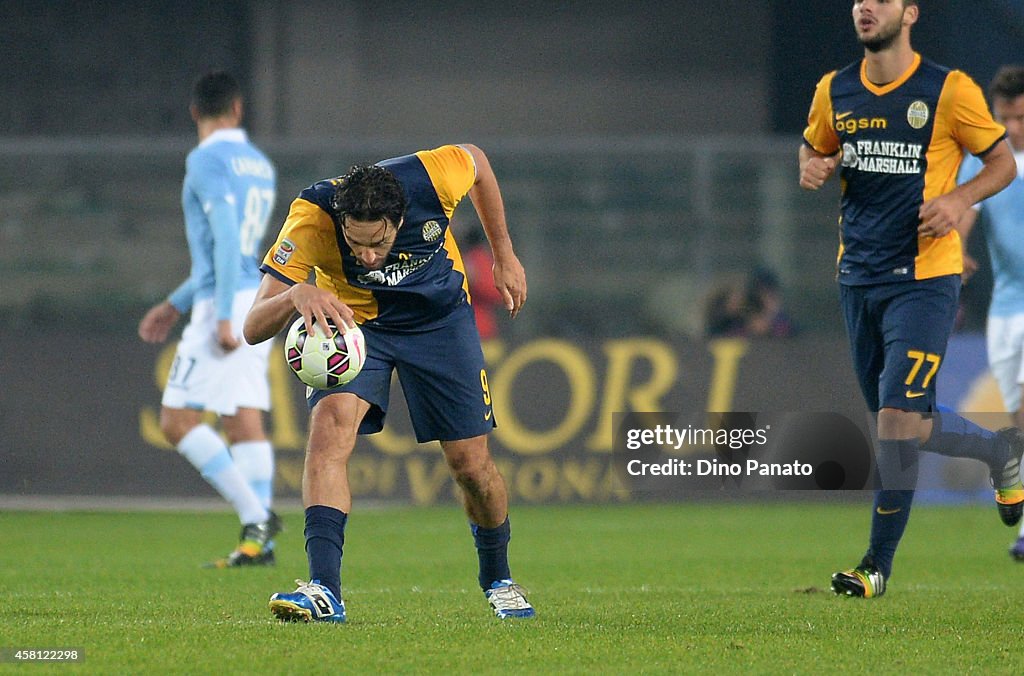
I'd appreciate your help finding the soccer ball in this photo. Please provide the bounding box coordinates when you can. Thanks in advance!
[283,317,366,389]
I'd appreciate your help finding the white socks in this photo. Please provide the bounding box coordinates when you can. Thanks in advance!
[230,440,275,509]
[177,425,269,525]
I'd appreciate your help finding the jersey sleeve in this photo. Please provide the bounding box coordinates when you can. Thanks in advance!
[261,196,335,284]
[802,71,840,156]
[948,70,1007,156]
[414,145,477,218]
[167,277,195,313]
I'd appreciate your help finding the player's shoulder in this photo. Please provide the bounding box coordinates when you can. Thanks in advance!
[296,177,341,214]
[243,139,275,167]
[408,145,476,186]
[414,144,473,170]
[186,136,233,169]
[939,65,982,92]
[826,61,862,94]
[918,56,951,75]
[184,144,223,181]
[911,56,961,91]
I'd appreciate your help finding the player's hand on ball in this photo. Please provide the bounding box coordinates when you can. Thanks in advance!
[288,283,356,335]
[283,315,366,389]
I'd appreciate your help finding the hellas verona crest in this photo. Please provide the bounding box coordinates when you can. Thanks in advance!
[907,101,929,129]
[422,220,443,242]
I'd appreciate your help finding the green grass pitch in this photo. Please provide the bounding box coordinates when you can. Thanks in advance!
[2,501,1023,673]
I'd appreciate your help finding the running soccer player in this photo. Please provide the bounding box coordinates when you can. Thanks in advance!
[799,0,1021,597]
[956,64,1024,560]
[138,71,280,567]
[244,144,534,621]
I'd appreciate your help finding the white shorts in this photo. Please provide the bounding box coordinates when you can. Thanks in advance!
[161,288,273,416]
[987,313,1024,413]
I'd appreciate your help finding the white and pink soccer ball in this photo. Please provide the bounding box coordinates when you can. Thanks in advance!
[283,317,366,389]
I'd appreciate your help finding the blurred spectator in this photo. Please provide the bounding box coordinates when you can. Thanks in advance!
[460,226,505,340]
[744,267,797,338]
[704,267,796,338]
[704,277,749,338]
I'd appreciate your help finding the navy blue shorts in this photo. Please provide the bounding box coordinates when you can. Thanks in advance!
[839,275,960,413]
[307,302,495,443]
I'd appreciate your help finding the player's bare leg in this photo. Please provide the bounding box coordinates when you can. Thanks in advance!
[160,406,277,567]
[221,408,267,445]
[270,393,368,622]
[303,393,368,512]
[441,435,508,527]
[442,436,534,618]
[159,406,204,446]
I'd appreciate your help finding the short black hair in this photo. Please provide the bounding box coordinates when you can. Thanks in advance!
[191,71,242,118]
[990,65,1024,102]
[330,164,408,226]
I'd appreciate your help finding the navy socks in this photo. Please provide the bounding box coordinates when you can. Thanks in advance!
[920,405,1004,467]
[305,505,348,600]
[471,517,511,590]
[305,507,511,597]
[867,439,919,579]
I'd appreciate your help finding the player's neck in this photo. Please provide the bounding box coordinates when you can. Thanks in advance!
[862,43,915,87]
[197,117,241,143]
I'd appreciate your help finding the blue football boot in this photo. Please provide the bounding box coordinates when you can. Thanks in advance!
[485,579,535,619]
[269,579,346,623]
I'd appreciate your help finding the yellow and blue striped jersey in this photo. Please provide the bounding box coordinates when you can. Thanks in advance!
[804,53,1005,285]
[261,145,476,330]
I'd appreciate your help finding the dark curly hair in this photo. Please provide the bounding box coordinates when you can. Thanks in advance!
[191,71,242,118]
[990,65,1024,102]
[330,164,407,227]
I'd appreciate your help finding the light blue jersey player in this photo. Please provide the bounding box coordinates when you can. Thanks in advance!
[138,72,280,568]
[956,65,1024,559]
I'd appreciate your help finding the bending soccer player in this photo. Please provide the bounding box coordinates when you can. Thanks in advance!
[799,0,1022,597]
[138,71,280,567]
[244,144,534,621]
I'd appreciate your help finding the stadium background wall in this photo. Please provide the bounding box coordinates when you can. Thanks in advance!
[1,1,1020,505]
[0,331,1003,504]
[2,1,1020,138]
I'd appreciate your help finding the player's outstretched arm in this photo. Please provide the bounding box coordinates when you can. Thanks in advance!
[244,274,355,345]
[460,143,527,318]
[798,144,837,191]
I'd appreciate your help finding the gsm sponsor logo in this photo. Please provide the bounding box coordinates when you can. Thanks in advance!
[835,115,888,134]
